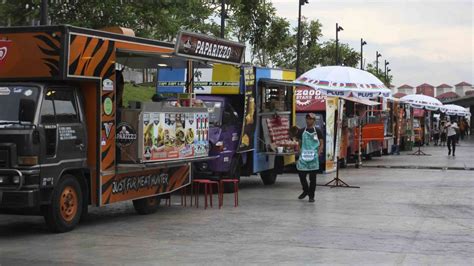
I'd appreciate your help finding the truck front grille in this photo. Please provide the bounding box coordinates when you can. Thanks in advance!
[0,150,9,168]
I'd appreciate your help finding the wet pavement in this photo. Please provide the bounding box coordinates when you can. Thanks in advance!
[364,135,474,170]
[1,165,473,265]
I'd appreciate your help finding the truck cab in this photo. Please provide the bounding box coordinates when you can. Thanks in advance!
[194,95,242,177]
[0,83,88,216]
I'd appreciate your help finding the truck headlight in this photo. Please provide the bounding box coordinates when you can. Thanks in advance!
[0,176,5,184]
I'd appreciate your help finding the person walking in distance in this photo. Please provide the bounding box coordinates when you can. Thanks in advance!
[432,126,440,146]
[459,118,465,140]
[446,119,459,156]
[291,113,324,203]
[440,121,447,146]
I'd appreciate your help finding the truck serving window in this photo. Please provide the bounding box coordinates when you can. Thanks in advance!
[0,86,39,124]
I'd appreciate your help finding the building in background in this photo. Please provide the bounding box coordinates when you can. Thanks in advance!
[455,81,473,96]
[435,83,453,97]
[416,83,435,97]
[393,92,406,98]
[436,91,459,103]
[397,84,414,95]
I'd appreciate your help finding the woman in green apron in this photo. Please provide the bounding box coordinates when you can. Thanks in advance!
[293,113,324,202]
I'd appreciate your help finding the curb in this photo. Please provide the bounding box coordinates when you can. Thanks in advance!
[362,165,473,171]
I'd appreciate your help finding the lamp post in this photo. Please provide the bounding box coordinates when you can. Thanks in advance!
[296,0,309,76]
[220,0,228,38]
[386,67,391,82]
[335,23,344,65]
[40,0,49,25]
[384,60,389,79]
[360,38,367,70]
[375,51,382,75]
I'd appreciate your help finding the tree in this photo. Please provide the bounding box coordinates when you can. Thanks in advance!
[225,0,277,65]
[0,0,42,26]
[264,17,359,73]
[1,0,219,41]
[366,63,393,87]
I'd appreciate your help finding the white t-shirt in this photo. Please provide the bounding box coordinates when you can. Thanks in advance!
[447,122,458,137]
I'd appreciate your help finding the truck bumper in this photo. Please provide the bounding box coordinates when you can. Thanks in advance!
[0,189,39,209]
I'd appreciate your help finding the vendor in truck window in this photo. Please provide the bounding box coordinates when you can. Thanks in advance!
[0,86,39,126]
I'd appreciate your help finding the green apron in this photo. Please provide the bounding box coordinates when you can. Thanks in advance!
[297,127,320,171]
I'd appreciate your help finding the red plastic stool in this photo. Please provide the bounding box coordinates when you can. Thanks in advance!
[192,179,220,209]
[219,179,239,208]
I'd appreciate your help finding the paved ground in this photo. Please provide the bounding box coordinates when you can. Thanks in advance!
[364,135,474,170]
[1,166,473,265]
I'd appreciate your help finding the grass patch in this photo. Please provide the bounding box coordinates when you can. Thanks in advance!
[122,83,156,107]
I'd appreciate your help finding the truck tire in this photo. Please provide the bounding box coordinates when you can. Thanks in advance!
[133,196,161,215]
[43,174,83,233]
[260,170,277,185]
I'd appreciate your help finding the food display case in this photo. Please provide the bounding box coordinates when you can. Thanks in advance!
[118,102,209,163]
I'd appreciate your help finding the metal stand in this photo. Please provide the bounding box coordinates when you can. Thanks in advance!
[318,157,360,188]
[410,143,431,156]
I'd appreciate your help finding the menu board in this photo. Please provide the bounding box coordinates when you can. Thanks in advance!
[266,116,290,145]
[142,111,209,162]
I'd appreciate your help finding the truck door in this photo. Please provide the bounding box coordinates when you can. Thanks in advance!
[38,88,86,185]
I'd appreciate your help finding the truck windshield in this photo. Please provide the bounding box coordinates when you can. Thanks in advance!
[0,86,39,124]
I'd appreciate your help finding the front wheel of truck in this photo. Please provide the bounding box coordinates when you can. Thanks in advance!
[260,170,277,185]
[133,196,161,215]
[43,174,83,233]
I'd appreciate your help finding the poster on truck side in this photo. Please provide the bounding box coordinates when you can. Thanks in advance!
[194,112,210,157]
[237,66,256,152]
[325,97,337,172]
[142,111,208,162]
[101,165,191,205]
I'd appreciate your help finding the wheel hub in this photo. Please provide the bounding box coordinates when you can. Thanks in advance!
[60,186,78,222]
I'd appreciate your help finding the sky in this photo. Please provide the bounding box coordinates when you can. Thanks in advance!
[271,0,473,89]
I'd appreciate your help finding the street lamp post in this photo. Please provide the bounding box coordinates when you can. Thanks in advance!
[335,23,344,65]
[360,38,367,70]
[220,0,227,38]
[386,67,391,82]
[375,51,382,75]
[384,60,389,79]
[40,0,49,25]
[296,0,309,76]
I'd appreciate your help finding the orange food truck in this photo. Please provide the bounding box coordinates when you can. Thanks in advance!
[0,25,244,232]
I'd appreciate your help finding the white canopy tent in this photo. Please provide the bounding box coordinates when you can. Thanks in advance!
[400,94,443,111]
[441,104,471,117]
[295,66,392,98]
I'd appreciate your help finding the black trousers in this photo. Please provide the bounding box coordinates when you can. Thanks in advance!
[447,135,456,155]
[298,171,317,199]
